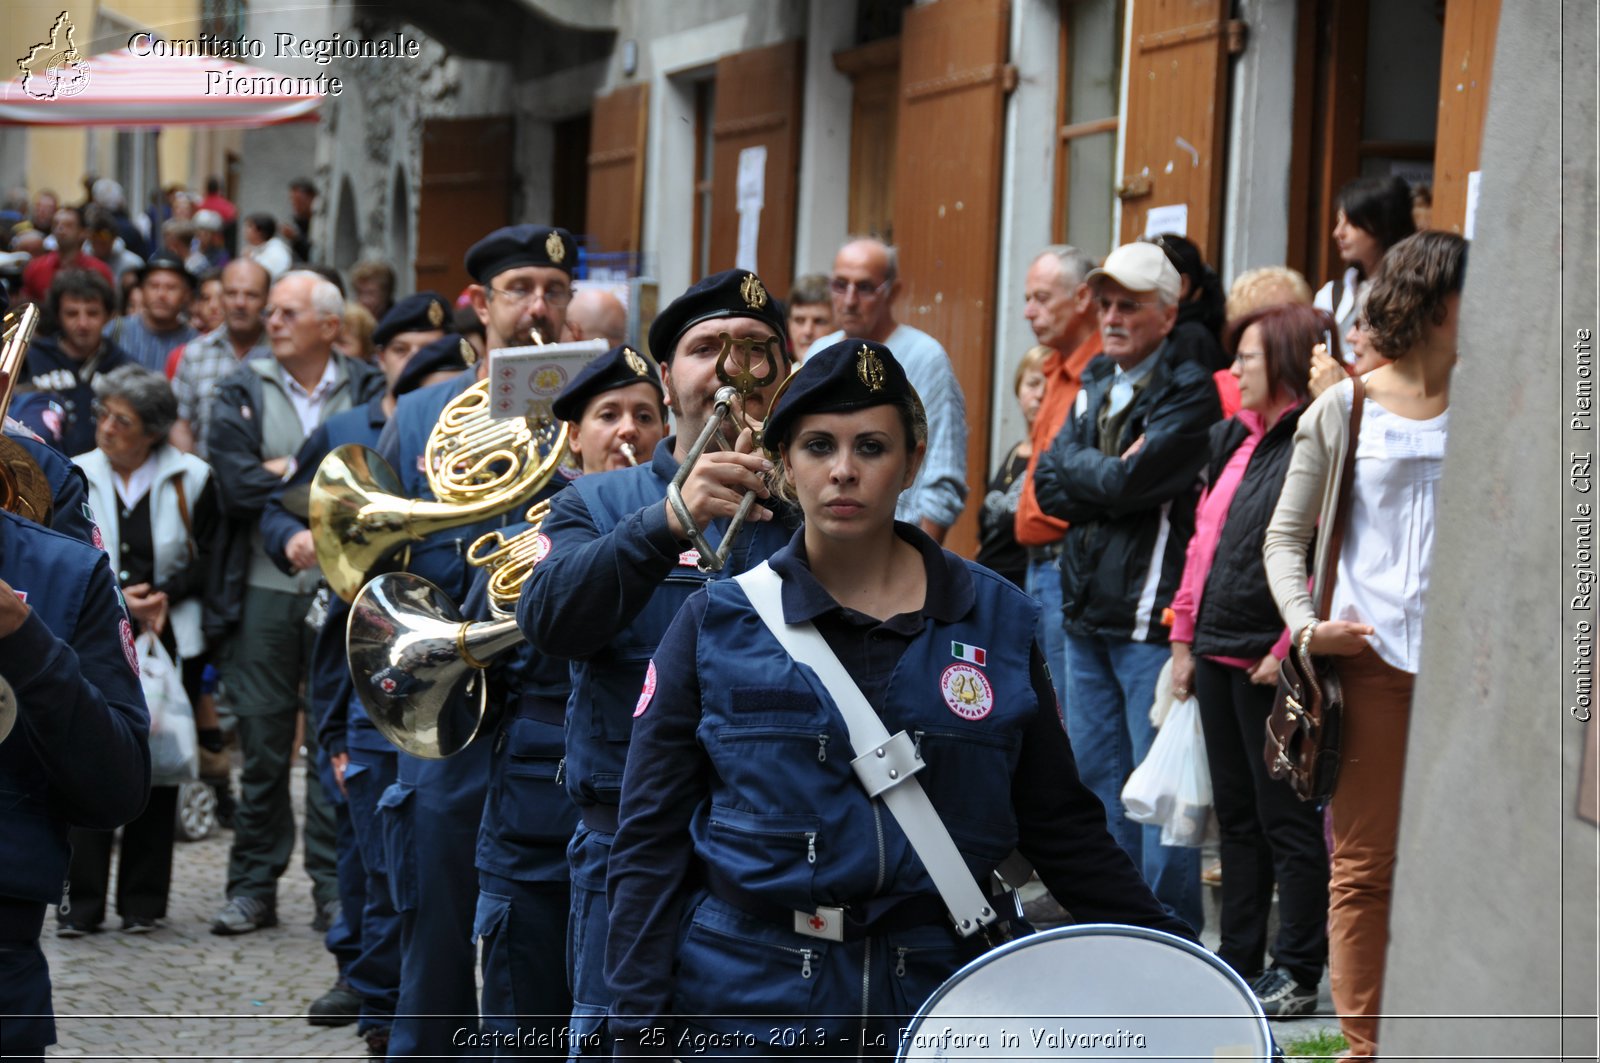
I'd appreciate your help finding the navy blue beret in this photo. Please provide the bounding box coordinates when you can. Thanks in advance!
[372,291,452,348]
[645,269,787,364]
[138,251,195,288]
[464,225,577,283]
[394,334,473,398]
[551,344,664,422]
[762,337,912,450]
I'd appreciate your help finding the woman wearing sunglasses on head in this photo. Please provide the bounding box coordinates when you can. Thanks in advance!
[603,338,1193,1060]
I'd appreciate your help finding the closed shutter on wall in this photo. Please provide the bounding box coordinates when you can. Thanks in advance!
[1432,0,1500,235]
[707,40,805,296]
[1117,0,1237,263]
[892,0,1011,557]
[416,117,513,298]
[586,83,649,254]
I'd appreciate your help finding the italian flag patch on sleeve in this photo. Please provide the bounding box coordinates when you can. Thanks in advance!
[951,641,986,666]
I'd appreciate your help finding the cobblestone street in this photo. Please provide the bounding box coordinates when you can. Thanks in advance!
[39,766,1339,1060]
[43,764,367,1061]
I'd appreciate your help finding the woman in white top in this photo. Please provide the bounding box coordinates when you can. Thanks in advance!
[1264,230,1466,1060]
[64,365,221,935]
[1313,176,1417,361]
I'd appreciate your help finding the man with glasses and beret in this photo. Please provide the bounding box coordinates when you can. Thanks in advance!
[806,236,968,543]
[371,224,578,1060]
[256,293,456,1049]
[1031,241,1221,937]
[518,269,798,1057]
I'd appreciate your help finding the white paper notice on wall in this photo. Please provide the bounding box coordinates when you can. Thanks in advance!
[735,146,767,272]
[1464,170,1481,239]
[736,209,760,273]
[737,146,766,211]
[1144,203,1188,237]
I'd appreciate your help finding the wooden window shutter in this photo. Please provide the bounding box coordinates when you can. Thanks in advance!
[417,117,514,299]
[1431,0,1500,235]
[892,0,1011,557]
[707,40,805,296]
[1118,0,1237,263]
[586,83,649,254]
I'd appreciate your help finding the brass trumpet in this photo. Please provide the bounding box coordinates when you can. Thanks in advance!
[665,333,787,573]
[0,305,53,523]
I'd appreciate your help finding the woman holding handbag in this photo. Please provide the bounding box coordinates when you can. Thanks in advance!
[1264,231,1466,1059]
[1168,303,1334,1018]
[603,338,1192,1059]
[61,365,221,934]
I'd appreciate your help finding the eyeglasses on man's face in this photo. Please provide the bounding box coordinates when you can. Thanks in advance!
[829,277,891,299]
[1096,295,1159,317]
[489,283,573,308]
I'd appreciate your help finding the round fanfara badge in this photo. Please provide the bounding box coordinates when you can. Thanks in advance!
[120,618,139,675]
[634,660,658,718]
[940,663,994,721]
[528,533,552,568]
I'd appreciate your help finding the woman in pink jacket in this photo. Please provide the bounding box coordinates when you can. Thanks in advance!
[1168,303,1335,1019]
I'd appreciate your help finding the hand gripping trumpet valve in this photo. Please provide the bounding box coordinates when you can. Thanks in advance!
[665,332,788,573]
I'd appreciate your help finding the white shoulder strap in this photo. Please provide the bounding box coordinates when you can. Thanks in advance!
[734,563,998,937]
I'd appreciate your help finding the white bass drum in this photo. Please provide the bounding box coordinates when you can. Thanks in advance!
[897,924,1272,1062]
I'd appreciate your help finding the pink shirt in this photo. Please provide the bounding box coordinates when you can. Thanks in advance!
[1170,408,1292,669]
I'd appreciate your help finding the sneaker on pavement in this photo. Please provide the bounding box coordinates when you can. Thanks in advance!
[56,921,97,938]
[311,897,341,934]
[210,895,277,935]
[121,916,158,933]
[1252,966,1319,1019]
[307,979,361,1027]
[363,1025,391,1056]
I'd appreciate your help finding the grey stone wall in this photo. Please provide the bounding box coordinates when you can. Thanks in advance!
[1381,3,1598,1060]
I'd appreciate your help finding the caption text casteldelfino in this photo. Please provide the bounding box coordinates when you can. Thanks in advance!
[127,30,421,97]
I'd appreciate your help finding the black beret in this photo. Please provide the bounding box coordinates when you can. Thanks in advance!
[551,344,664,422]
[646,269,787,364]
[762,337,911,451]
[464,225,577,283]
[138,251,195,288]
[373,291,452,348]
[394,335,474,398]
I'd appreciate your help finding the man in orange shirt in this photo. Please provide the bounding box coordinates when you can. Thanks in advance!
[1014,245,1101,717]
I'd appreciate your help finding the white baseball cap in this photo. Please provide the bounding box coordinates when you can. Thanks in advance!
[1087,242,1181,304]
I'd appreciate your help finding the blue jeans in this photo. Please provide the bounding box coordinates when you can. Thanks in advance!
[1025,555,1069,725]
[1063,631,1203,935]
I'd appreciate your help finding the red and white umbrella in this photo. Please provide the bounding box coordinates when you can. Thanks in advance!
[0,47,324,128]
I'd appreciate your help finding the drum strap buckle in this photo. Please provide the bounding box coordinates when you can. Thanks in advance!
[793,906,845,942]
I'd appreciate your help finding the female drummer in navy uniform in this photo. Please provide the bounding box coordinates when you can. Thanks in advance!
[604,338,1195,1059]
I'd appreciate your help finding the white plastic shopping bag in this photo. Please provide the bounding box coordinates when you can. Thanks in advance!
[137,632,198,785]
[1121,694,1212,847]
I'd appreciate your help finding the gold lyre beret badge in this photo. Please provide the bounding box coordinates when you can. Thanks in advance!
[856,345,885,392]
[427,300,445,328]
[623,346,649,377]
[545,231,566,263]
[740,274,768,310]
[459,338,478,367]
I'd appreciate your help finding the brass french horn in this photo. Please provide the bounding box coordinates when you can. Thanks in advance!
[308,337,568,602]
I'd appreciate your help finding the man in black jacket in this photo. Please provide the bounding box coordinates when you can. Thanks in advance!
[204,271,383,937]
[1032,241,1221,936]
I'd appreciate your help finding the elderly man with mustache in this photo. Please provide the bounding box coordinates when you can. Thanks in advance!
[1031,241,1222,936]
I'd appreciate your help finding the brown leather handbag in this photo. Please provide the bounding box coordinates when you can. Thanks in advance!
[1265,374,1365,803]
